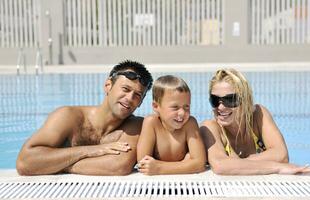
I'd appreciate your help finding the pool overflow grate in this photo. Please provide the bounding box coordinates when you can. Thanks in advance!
[0,180,310,198]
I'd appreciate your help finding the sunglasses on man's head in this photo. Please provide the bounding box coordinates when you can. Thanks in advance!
[111,71,150,88]
[209,93,240,108]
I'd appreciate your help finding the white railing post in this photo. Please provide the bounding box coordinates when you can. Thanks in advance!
[16,48,26,75]
[35,47,44,75]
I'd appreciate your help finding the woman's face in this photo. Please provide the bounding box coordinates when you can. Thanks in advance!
[210,81,240,127]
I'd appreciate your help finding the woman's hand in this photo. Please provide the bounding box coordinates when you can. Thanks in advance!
[278,163,310,175]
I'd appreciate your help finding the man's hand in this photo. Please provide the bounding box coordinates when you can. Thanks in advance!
[137,155,161,175]
[87,142,131,157]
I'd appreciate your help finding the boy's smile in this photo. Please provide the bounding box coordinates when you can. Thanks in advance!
[153,90,191,132]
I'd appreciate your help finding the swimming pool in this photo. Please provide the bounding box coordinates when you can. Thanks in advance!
[1,71,310,169]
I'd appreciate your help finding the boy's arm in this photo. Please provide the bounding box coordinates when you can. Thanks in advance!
[137,116,156,161]
[138,117,206,175]
[182,117,207,172]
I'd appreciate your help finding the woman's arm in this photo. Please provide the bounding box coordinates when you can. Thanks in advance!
[247,104,289,162]
[138,117,206,175]
[200,120,309,175]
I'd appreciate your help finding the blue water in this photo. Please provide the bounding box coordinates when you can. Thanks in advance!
[1,71,310,169]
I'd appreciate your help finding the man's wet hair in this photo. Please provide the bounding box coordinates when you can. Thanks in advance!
[109,60,153,91]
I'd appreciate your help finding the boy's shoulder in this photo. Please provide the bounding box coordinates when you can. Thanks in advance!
[187,116,199,124]
[143,114,161,124]
[182,116,199,129]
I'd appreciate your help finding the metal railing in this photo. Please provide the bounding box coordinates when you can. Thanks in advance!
[63,0,225,47]
[0,0,41,48]
[250,0,310,45]
[1,0,310,65]
[2,0,309,48]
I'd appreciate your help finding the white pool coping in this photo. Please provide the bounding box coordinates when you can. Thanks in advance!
[1,169,310,182]
[1,169,310,199]
[1,62,310,74]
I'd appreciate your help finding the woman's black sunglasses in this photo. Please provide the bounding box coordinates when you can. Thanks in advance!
[209,93,240,108]
[111,71,150,88]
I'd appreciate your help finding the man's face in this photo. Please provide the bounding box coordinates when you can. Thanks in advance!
[105,75,146,119]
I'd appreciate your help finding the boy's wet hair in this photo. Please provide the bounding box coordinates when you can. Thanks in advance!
[153,75,190,104]
[109,60,153,91]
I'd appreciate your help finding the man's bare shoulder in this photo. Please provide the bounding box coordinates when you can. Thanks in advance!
[125,114,143,122]
[119,115,144,135]
[24,106,87,148]
[49,106,84,121]
[44,106,88,132]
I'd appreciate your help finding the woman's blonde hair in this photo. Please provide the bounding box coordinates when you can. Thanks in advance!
[209,69,254,140]
[153,75,190,104]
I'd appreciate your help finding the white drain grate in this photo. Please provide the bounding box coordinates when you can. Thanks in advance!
[0,180,310,199]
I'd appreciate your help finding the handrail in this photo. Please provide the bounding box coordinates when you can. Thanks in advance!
[17,48,44,75]
[35,48,44,75]
[16,48,26,75]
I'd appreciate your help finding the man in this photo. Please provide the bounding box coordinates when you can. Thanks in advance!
[16,60,153,175]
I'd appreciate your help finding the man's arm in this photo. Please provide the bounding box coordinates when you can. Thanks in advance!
[16,107,125,175]
[66,117,143,175]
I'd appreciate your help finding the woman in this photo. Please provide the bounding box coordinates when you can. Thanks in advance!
[200,68,309,175]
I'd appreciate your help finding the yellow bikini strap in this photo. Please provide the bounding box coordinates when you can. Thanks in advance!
[221,126,232,156]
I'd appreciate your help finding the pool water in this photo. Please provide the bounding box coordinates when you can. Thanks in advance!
[0,71,310,169]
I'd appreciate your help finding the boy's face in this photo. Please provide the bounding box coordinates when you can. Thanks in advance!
[153,89,191,131]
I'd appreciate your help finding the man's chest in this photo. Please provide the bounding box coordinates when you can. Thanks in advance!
[71,125,103,146]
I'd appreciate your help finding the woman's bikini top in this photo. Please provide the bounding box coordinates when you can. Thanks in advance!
[221,126,266,156]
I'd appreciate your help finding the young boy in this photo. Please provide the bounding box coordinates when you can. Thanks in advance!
[137,75,206,175]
